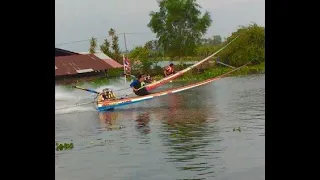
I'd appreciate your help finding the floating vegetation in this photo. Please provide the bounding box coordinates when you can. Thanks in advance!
[233,127,241,132]
[56,142,74,151]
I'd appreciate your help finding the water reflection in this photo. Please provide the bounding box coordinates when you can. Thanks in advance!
[135,112,151,134]
[159,106,220,178]
[98,111,122,131]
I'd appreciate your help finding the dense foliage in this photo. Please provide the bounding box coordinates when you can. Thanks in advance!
[218,23,265,66]
[128,46,154,73]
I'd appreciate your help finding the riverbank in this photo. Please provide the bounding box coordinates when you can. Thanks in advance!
[152,62,265,81]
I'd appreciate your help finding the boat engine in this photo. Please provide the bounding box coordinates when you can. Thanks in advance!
[102,88,116,100]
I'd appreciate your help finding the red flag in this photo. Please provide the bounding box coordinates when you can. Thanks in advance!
[123,56,131,73]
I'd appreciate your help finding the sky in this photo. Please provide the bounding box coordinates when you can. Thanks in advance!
[55,0,265,52]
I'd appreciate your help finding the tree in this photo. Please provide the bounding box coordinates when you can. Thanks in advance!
[144,40,164,57]
[147,0,212,58]
[218,23,265,66]
[144,40,160,58]
[129,46,150,60]
[152,40,162,51]
[144,41,154,50]
[111,34,121,62]
[108,28,115,37]
[91,28,123,63]
[89,37,97,54]
[129,46,154,73]
[100,39,113,59]
[101,28,121,63]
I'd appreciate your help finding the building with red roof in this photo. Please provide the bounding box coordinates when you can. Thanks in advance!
[55,48,123,84]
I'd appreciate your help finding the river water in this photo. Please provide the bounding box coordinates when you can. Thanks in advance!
[55,74,265,180]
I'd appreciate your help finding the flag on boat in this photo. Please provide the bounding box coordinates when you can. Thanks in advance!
[123,55,131,74]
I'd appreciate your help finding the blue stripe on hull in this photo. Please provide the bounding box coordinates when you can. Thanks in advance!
[96,97,152,111]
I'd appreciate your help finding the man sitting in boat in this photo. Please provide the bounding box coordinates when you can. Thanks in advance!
[130,74,150,96]
[140,74,146,87]
[164,63,175,77]
[98,88,116,101]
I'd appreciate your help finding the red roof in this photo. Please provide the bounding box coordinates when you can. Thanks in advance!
[55,48,80,57]
[55,54,113,76]
[102,58,123,68]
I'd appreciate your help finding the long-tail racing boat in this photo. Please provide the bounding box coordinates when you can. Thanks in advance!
[95,63,248,111]
[71,36,242,111]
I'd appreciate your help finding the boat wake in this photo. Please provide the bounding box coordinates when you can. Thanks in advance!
[55,82,132,114]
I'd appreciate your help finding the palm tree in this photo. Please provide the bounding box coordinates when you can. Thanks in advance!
[89,37,97,54]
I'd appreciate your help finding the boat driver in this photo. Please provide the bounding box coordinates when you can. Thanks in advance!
[130,74,150,96]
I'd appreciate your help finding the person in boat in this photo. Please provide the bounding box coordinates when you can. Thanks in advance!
[164,63,175,77]
[98,88,116,101]
[140,74,146,87]
[130,74,150,96]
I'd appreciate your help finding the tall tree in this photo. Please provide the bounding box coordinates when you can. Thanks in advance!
[111,34,121,63]
[100,39,113,59]
[103,28,121,63]
[92,28,122,63]
[89,37,97,54]
[147,0,212,57]
[108,28,115,37]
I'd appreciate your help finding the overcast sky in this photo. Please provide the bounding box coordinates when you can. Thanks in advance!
[55,0,265,52]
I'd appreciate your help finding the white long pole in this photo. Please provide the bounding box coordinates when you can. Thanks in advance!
[216,60,235,69]
[123,54,127,84]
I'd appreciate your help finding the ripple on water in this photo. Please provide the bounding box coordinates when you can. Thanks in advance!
[55,74,265,180]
